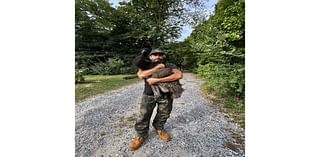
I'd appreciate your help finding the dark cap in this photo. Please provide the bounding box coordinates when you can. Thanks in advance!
[149,48,165,55]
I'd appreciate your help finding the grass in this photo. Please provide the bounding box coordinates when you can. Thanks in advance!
[200,82,245,128]
[75,74,140,102]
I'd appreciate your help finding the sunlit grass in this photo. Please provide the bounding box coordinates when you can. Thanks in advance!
[75,74,140,102]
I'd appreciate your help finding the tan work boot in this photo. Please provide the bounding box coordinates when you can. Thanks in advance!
[128,136,144,150]
[156,129,171,142]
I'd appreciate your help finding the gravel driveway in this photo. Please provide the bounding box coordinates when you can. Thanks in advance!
[75,73,245,157]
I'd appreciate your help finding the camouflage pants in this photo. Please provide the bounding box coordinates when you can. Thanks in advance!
[134,94,173,138]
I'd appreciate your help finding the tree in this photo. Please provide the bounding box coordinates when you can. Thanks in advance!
[187,0,245,97]
[75,0,209,74]
[75,0,116,52]
[115,0,208,47]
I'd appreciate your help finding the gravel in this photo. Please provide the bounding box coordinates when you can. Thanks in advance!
[76,73,245,157]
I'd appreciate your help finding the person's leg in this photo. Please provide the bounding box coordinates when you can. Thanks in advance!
[129,94,156,150]
[134,94,156,138]
[152,94,173,130]
[152,94,173,141]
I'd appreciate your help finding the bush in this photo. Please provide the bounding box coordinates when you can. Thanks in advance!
[120,65,137,74]
[89,62,111,75]
[88,57,125,75]
[197,63,244,97]
[107,57,124,74]
[75,68,88,83]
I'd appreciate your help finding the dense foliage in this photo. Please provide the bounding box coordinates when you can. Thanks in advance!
[75,0,207,76]
[187,0,245,100]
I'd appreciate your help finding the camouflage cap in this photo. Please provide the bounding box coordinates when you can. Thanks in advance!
[149,48,165,55]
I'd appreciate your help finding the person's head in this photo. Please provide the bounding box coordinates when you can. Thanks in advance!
[149,48,166,63]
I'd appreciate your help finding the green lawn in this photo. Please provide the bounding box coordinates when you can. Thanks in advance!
[75,74,140,102]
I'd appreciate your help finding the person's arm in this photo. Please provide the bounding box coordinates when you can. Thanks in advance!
[146,68,183,85]
[136,64,165,79]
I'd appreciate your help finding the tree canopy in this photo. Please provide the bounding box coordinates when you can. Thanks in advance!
[75,0,209,71]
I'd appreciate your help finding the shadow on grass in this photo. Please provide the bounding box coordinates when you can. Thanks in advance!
[76,80,101,84]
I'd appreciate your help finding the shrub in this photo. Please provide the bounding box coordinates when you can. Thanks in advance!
[120,65,137,74]
[88,57,125,75]
[197,63,244,97]
[75,68,88,83]
[89,62,111,75]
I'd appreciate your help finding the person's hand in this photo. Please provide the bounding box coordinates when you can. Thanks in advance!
[146,78,160,85]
